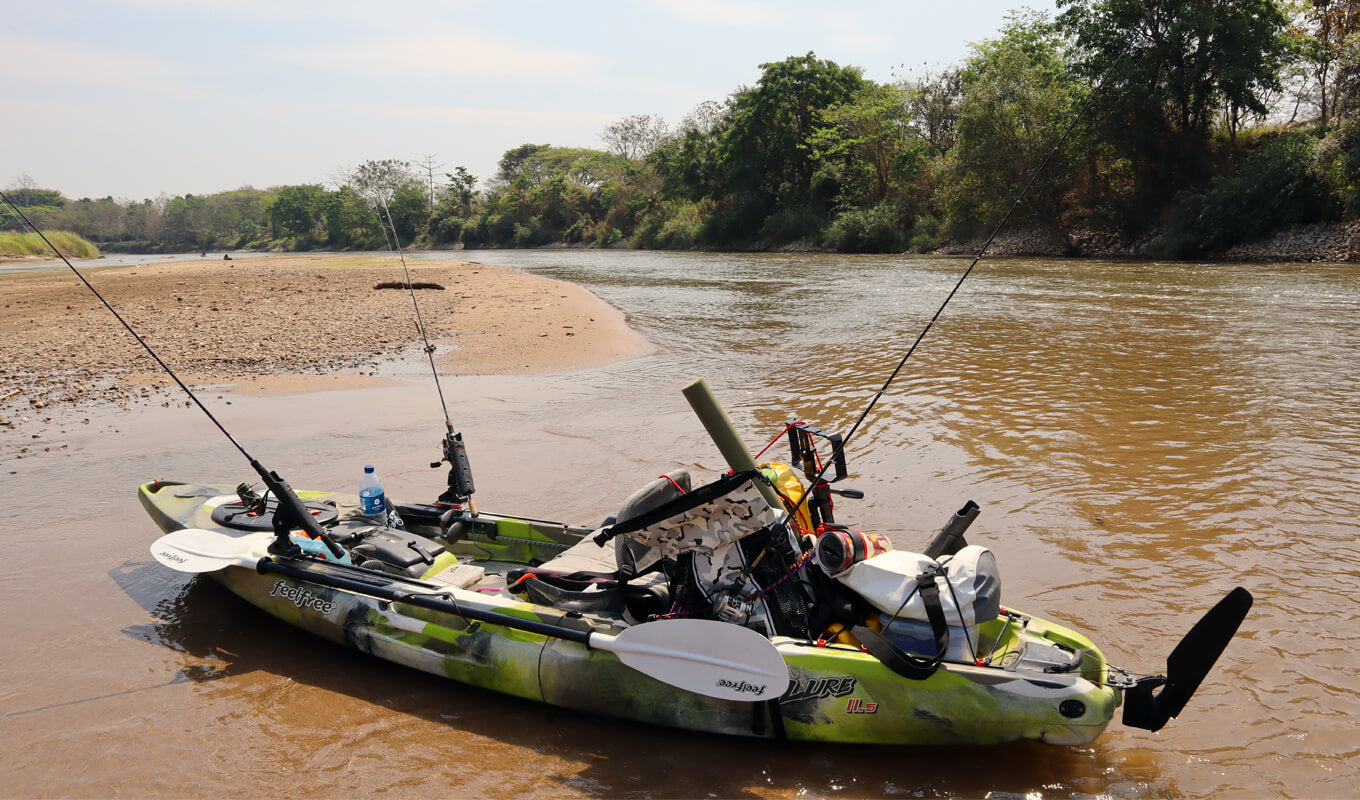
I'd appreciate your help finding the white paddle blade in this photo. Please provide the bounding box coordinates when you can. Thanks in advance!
[599,618,790,702]
[150,529,272,572]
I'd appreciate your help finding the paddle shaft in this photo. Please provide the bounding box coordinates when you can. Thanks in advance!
[253,556,596,645]
[376,607,779,683]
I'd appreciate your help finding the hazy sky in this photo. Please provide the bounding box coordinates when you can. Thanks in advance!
[4,0,1039,201]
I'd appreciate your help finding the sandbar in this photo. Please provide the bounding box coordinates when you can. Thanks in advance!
[0,254,651,414]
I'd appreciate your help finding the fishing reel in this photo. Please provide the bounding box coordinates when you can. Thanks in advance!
[234,481,269,516]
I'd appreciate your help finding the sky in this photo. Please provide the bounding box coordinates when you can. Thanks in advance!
[3,0,1040,201]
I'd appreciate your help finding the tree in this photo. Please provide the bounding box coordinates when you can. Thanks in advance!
[808,82,918,206]
[1058,0,1291,217]
[2,175,65,226]
[942,11,1084,230]
[124,197,165,242]
[718,53,868,216]
[268,184,326,237]
[414,153,443,212]
[161,194,214,247]
[680,100,725,135]
[347,159,416,208]
[324,186,379,247]
[601,114,669,160]
[444,166,479,217]
[491,144,549,190]
[1317,33,1360,211]
[387,181,430,244]
[901,67,964,155]
[1300,0,1360,124]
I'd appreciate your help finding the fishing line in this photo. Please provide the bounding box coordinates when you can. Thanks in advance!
[0,189,255,462]
[786,49,1128,524]
[370,195,477,513]
[374,197,454,430]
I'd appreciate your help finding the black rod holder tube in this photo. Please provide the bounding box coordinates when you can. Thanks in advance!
[923,500,980,560]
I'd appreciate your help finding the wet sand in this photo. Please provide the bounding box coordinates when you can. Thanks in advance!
[0,254,651,417]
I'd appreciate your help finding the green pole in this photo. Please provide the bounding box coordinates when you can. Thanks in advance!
[680,377,784,511]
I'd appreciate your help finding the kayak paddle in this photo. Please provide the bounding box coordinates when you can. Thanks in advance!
[151,529,790,702]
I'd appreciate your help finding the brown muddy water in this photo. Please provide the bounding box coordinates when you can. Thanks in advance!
[2,252,1357,798]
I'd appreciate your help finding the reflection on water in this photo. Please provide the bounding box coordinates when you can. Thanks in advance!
[3,250,1358,797]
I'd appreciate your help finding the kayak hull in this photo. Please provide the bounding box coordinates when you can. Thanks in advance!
[140,480,1120,746]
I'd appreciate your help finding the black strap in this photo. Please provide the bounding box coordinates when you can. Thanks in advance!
[593,469,763,545]
[852,569,952,681]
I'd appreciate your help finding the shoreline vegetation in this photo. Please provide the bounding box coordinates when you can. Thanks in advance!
[0,231,99,260]
[9,5,1360,265]
[6,217,1360,264]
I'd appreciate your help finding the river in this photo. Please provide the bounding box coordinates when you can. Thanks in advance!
[2,250,1356,798]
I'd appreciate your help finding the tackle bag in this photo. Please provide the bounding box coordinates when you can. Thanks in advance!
[837,545,1001,665]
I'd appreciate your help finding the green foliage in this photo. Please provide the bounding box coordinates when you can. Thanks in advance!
[1318,112,1360,214]
[323,186,382,249]
[348,159,415,207]
[906,213,944,252]
[647,125,726,202]
[0,230,99,258]
[492,144,627,191]
[902,68,963,156]
[387,181,430,244]
[1317,34,1360,213]
[807,83,917,208]
[1158,132,1336,257]
[16,15,1356,259]
[759,207,825,244]
[717,52,867,236]
[941,10,1083,231]
[1058,0,1291,224]
[822,204,906,252]
[268,184,326,237]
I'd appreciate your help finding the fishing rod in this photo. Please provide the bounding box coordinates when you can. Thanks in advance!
[0,190,345,559]
[373,197,476,512]
[784,51,1128,532]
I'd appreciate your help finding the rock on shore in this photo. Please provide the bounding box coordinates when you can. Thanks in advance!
[933,219,1360,261]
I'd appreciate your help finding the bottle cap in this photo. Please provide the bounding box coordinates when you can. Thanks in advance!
[364,465,374,473]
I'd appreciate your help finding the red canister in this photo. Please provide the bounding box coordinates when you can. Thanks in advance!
[814,524,893,575]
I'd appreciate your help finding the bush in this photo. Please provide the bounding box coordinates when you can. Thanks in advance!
[0,230,99,258]
[822,204,905,252]
[1158,133,1336,258]
[758,207,824,244]
[1317,115,1360,216]
[906,214,943,252]
[430,215,464,245]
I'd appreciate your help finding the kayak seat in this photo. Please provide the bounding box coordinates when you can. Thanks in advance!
[506,568,670,620]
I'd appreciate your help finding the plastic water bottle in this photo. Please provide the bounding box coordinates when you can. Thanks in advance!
[359,465,385,516]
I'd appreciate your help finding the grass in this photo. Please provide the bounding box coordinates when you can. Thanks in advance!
[0,231,100,259]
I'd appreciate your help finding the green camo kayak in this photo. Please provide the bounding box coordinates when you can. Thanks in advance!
[141,477,1132,746]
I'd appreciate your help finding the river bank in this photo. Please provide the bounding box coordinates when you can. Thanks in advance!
[10,216,1360,264]
[0,255,650,423]
[930,219,1360,261]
